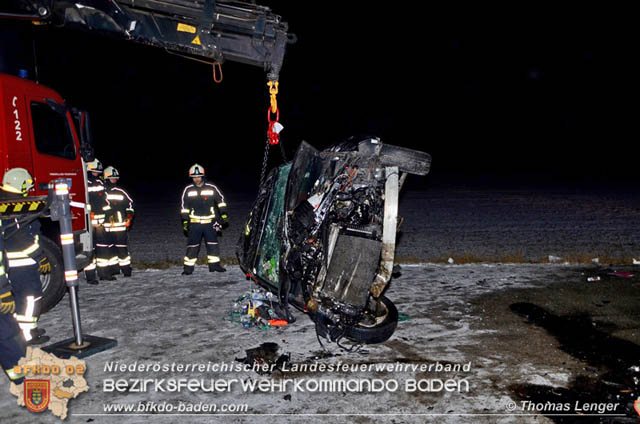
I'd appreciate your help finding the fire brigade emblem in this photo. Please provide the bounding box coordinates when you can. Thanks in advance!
[24,379,50,412]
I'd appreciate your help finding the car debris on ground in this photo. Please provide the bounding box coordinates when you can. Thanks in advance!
[226,288,289,330]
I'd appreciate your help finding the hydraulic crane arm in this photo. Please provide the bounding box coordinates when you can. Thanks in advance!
[2,0,294,81]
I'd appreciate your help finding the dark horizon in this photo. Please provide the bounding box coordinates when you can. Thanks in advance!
[1,4,636,190]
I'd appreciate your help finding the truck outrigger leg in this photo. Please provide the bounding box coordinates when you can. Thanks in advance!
[42,180,116,359]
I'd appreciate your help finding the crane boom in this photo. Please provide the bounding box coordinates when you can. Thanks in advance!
[2,0,293,81]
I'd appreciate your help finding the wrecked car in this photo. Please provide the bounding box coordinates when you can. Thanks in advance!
[237,136,431,345]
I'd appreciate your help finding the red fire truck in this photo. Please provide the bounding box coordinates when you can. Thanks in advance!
[1,72,94,312]
[1,0,292,313]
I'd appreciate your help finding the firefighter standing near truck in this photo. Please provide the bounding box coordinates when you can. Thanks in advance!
[84,159,114,282]
[0,222,26,385]
[0,168,50,345]
[180,164,228,275]
[103,166,134,277]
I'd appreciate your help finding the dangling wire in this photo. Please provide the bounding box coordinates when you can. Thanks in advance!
[163,49,223,84]
[212,61,223,83]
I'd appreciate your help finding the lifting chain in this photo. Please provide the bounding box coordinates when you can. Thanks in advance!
[259,136,271,189]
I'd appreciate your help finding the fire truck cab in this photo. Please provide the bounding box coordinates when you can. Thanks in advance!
[1,72,93,312]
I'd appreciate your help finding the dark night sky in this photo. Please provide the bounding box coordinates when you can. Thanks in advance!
[1,4,636,193]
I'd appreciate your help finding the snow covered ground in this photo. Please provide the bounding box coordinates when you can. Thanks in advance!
[1,185,639,423]
[2,263,589,424]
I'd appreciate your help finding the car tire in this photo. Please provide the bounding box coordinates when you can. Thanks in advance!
[39,235,66,314]
[344,296,398,344]
[379,144,432,176]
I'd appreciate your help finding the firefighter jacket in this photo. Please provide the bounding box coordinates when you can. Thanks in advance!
[0,191,46,270]
[180,181,228,225]
[0,230,9,295]
[0,220,45,270]
[87,174,111,225]
[104,183,134,232]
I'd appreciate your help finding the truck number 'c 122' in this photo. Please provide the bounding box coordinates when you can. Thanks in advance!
[12,96,22,141]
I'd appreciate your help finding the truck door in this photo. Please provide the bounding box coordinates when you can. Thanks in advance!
[1,86,33,171]
[26,97,87,231]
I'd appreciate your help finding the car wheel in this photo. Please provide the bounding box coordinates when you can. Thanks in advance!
[344,296,398,344]
[39,236,66,314]
[379,144,432,176]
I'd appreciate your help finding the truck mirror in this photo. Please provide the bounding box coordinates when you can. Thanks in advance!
[79,144,95,163]
[71,109,94,162]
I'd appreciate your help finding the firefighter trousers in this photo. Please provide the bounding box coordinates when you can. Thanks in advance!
[107,228,131,276]
[85,225,112,280]
[183,223,220,273]
[0,313,26,384]
[9,263,43,342]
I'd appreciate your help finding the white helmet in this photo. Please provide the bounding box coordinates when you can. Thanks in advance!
[189,163,205,177]
[2,168,34,195]
[86,159,103,172]
[104,166,120,180]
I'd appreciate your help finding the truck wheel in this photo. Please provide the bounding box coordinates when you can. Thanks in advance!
[39,236,66,314]
[344,296,398,344]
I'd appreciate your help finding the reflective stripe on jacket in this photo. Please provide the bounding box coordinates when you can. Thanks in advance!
[104,185,134,231]
[88,175,110,224]
[180,182,227,223]
[2,219,45,268]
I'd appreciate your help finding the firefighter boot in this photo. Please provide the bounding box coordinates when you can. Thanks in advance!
[209,262,226,273]
[31,327,46,338]
[98,267,116,281]
[121,265,132,277]
[27,329,50,346]
[85,269,99,285]
[16,315,49,345]
[182,266,194,276]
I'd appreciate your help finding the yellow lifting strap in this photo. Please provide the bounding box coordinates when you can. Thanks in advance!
[267,80,279,113]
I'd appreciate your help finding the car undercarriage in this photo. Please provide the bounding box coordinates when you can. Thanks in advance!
[237,136,431,345]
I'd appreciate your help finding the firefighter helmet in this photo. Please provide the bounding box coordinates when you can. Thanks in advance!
[104,166,120,180]
[86,159,103,172]
[2,168,34,195]
[189,164,205,177]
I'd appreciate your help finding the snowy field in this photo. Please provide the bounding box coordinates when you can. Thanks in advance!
[1,184,639,423]
[127,184,640,265]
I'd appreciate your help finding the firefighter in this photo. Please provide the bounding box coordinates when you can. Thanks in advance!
[0,227,26,385]
[180,164,228,274]
[0,168,50,345]
[103,166,134,277]
[85,159,114,282]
